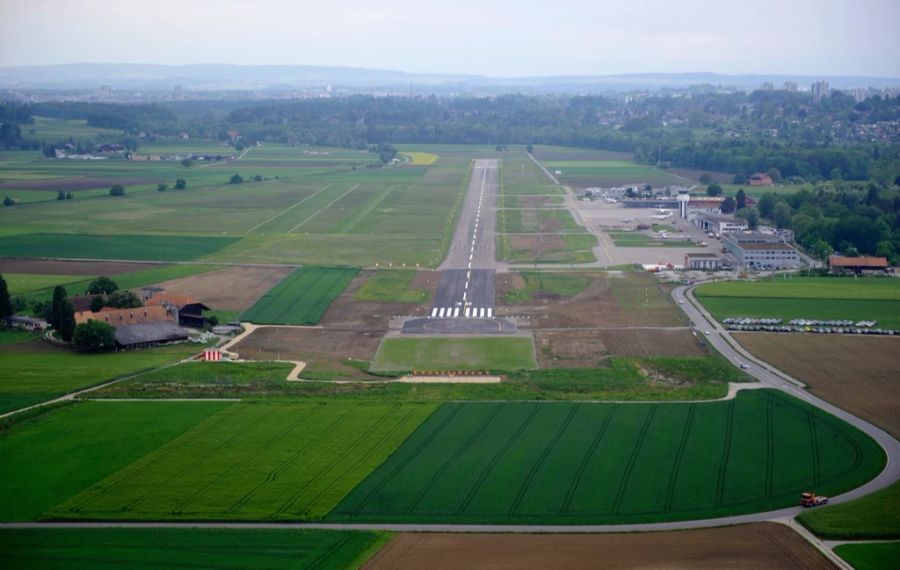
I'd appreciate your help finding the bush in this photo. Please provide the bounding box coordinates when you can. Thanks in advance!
[56,191,65,200]
[105,290,142,309]
[174,178,187,190]
[109,184,125,196]
[87,276,119,295]
[157,183,168,192]
[229,174,243,184]
[3,196,15,206]
[73,320,116,352]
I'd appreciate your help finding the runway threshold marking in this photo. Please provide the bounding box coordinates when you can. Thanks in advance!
[245,184,332,233]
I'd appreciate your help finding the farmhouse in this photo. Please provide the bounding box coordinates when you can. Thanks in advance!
[748,172,774,186]
[684,253,724,271]
[828,255,889,275]
[145,293,211,328]
[8,315,49,331]
[75,306,189,349]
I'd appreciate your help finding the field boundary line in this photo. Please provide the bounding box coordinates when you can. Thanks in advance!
[456,404,541,514]
[405,403,504,513]
[561,405,617,513]
[765,393,775,496]
[288,183,360,233]
[612,406,658,514]
[809,411,821,486]
[224,406,354,516]
[350,404,466,514]
[245,184,332,234]
[268,405,400,519]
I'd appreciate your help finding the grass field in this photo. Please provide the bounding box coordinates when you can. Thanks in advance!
[797,480,900,539]
[834,542,900,570]
[696,277,900,329]
[607,230,694,248]
[371,337,537,372]
[0,233,237,262]
[402,152,439,165]
[49,401,436,521]
[0,342,201,414]
[0,528,388,570]
[240,266,358,325]
[499,208,585,234]
[329,390,884,524]
[23,116,123,142]
[0,401,230,520]
[497,234,597,264]
[504,271,591,303]
[529,146,684,188]
[99,357,745,403]
[2,273,85,295]
[353,269,430,303]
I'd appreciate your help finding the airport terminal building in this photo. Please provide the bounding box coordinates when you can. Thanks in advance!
[723,233,801,269]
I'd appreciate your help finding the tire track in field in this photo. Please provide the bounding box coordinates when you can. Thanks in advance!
[808,411,821,486]
[456,404,541,514]
[508,404,580,514]
[560,405,617,514]
[663,404,696,512]
[289,406,420,518]
[405,404,504,513]
[63,404,245,513]
[765,394,775,497]
[715,400,736,507]
[350,404,466,515]
[267,405,400,519]
[119,407,275,514]
[171,405,326,515]
[288,183,360,233]
[223,407,356,516]
[245,184,332,234]
[612,406,658,514]
[307,534,353,570]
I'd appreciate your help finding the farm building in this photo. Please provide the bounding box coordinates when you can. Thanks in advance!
[8,315,49,331]
[71,294,102,313]
[74,306,189,349]
[828,255,889,275]
[684,253,724,271]
[145,294,212,328]
[748,173,774,186]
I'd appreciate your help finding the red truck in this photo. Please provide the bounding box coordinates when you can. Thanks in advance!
[800,492,829,507]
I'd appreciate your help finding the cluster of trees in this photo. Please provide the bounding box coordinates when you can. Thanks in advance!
[30,102,176,131]
[753,184,899,263]
[157,178,187,191]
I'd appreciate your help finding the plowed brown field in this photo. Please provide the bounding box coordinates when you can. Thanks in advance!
[736,333,900,439]
[364,523,832,569]
[147,266,292,311]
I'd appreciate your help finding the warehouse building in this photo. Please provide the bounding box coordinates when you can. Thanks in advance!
[684,253,724,271]
[724,234,800,269]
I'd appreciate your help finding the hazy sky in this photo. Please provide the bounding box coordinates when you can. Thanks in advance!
[1,0,899,77]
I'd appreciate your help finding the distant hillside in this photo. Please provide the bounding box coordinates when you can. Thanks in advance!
[1,63,898,92]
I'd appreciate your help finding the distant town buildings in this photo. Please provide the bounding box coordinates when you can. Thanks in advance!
[761,82,774,91]
[783,81,798,92]
[811,80,830,101]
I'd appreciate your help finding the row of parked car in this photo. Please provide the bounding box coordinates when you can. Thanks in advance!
[724,323,896,335]
[724,317,880,327]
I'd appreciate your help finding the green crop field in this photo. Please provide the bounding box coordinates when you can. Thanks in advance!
[0,401,230,520]
[240,266,358,325]
[0,528,387,570]
[607,230,694,248]
[0,342,200,414]
[353,269,430,303]
[2,273,85,295]
[371,337,537,372]
[797,480,900,539]
[696,277,900,328]
[24,116,123,142]
[834,543,900,570]
[0,233,237,262]
[330,390,884,524]
[49,401,436,521]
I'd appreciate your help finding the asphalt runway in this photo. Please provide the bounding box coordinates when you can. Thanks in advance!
[440,159,499,271]
[430,269,495,318]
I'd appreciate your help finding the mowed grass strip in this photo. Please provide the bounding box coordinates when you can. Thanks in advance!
[0,401,231,521]
[696,277,900,328]
[371,337,538,372]
[240,266,358,325]
[834,542,900,570]
[353,269,430,303]
[329,390,884,524]
[0,233,237,261]
[797,480,900,539]
[49,401,436,521]
[0,528,388,570]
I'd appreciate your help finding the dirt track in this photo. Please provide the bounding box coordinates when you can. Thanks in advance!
[736,333,900,439]
[0,259,161,276]
[364,523,833,569]
[147,266,292,311]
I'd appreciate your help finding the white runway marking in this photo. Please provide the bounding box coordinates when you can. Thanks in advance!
[453,307,460,317]
[465,307,471,317]
[480,308,486,318]
[487,308,493,317]
[431,308,438,317]
[288,183,359,233]
[245,184,332,233]
[438,308,445,318]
